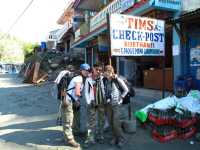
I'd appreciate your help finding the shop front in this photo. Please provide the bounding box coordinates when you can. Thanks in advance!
[171,8,200,90]
[72,0,181,92]
[109,13,173,93]
[116,0,181,91]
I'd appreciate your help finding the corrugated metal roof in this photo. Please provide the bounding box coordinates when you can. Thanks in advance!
[169,8,200,23]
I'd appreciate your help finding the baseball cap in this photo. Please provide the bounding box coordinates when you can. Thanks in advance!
[80,63,90,71]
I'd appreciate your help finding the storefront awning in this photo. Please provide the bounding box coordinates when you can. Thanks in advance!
[125,0,154,16]
[73,0,101,11]
[126,0,181,16]
[57,27,73,43]
[71,24,107,48]
[169,8,200,23]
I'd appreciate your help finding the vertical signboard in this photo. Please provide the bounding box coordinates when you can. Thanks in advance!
[110,14,165,56]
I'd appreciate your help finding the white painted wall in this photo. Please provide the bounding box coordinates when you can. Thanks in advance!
[182,0,200,12]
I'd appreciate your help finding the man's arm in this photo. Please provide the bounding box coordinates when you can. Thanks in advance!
[75,82,82,97]
[117,77,129,98]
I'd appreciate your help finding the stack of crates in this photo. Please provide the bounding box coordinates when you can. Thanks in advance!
[148,108,198,142]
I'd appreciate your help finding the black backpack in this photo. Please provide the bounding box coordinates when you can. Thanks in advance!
[57,72,79,101]
[113,76,135,104]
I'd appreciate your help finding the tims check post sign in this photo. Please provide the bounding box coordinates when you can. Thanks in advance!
[110,14,165,56]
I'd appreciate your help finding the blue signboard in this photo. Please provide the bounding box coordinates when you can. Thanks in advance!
[41,42,46,49]
[154,0,181,11]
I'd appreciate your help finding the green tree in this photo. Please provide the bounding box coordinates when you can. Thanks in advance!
[0,31,39,63]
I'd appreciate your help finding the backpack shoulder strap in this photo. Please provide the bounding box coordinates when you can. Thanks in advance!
[102,77,107,85]
[66,87,75,91]
[88,80,92,93]
[112,77,121,91]
[65,75,78,92]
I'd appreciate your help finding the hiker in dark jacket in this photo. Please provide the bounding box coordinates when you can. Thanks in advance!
[103,65,128,147]
[84,64,106,145]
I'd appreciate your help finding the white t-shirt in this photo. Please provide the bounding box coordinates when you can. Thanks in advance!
[84,77,94,104]
[67,75,83,101]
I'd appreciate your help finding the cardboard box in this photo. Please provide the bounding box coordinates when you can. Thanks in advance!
[143,68,173,91]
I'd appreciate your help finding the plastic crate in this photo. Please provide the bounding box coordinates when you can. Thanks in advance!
[178,127,197,139]
[148,113,176,125]
[152,129,177,143]
[176,117,197,128]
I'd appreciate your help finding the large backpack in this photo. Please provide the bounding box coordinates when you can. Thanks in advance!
[113,76,135,104]
[57,72,78,101]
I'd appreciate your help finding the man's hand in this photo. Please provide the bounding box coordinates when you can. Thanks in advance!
[62,98,70,107]
[74,100,80,108]
[90,100,95,108]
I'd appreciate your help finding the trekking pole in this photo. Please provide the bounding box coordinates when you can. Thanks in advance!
[57,98,63,125]
[128,102,131,120]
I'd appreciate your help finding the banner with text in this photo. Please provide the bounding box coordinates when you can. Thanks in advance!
[110,14,165,56]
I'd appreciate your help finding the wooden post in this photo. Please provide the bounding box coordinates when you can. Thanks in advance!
[32,62,40,83]
[106,13,112,66]
[92,47,94,67]
[162,55,166,98]
[162,21,166,98]
[84,48,87,63]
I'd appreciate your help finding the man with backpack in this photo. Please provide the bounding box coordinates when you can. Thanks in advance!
[103,65,129,147]
[60,63,90,148]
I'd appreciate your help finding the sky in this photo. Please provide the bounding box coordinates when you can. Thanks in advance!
[0,0,70,43]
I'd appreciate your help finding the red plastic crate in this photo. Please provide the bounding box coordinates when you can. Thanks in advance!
[152,129,177,143]
[148,113,176,125]
[176,117,197,128]
[178,127,197,139]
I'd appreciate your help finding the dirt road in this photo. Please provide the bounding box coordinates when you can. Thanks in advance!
[0,74,73,150]
[0,74,199,150]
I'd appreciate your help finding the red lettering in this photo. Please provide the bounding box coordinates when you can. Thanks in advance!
[127,17,155,31]
[124,41,127,47]
[135,18,138,30]
[139,19,146,30]
[128,18,134,28]
[147,20,154,31]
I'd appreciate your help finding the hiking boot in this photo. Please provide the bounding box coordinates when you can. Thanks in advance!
[83,139,95,148]
[67,139,80,148]
[110,138,117,145]
[96,135,104,144]
[117,138,126,148]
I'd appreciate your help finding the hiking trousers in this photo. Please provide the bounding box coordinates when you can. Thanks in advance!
[105,104,124,140]
[61,102,74,141]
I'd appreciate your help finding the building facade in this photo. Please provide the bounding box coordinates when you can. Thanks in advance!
[70,0,184,92]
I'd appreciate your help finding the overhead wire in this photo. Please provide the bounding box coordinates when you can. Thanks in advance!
[0,0,34,39]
